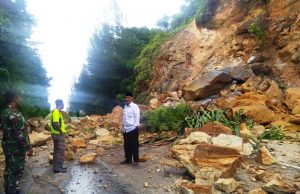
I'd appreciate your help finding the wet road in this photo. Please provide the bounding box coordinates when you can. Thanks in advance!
[18,160,136,194]
[65,161,135,194]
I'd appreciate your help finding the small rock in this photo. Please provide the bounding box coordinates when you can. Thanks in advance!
[214,178,239,193]
[95,128,110,137]
[72,138,87,148]
[242,142,253,156]
[144,182,149,188]
[88,139,100,145]
[79,153,98,164]
[139,154,150,162]
[65,151,74,161]
[236,188,244,194]
[256,146,276,165]
[249,188,267,194]
[262,174,296,193]
[48,154,53,164]
[240,123,253,138]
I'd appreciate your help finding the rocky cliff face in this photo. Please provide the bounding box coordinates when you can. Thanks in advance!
[149,0,300,100]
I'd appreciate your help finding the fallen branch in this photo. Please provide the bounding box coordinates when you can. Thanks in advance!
[277,162,300,170]
[152,136,178,146]
[141,135,177,145]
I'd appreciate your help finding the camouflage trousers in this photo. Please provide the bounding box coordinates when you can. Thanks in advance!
[4,154,25,194]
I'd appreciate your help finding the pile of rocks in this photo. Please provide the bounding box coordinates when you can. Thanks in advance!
[26,106,124,165]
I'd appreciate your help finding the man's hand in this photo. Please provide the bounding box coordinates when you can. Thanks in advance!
[27,148,33,157]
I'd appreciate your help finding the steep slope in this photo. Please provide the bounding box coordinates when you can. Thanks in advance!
[149,0,300,100]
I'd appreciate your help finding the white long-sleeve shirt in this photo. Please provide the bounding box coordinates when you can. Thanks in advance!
[123,102,140,133]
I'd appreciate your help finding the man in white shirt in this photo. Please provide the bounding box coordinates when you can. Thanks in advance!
[120,92,140,165]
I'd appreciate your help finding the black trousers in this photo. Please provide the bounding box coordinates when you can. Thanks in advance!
[123,127,139,162]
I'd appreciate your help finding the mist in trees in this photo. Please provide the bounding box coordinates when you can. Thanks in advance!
[69,0,211,114]
[69,25,159,114]
[0,0,50,118]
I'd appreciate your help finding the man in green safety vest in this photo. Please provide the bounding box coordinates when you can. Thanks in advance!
[50,99,67,173]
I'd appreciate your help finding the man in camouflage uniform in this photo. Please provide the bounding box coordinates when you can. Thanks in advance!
[1,90,33,194]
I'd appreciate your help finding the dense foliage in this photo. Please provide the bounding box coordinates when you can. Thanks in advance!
[260,125,284,140]
[145,103,191,132]
[0,0,50,118]
[69,25,161,114]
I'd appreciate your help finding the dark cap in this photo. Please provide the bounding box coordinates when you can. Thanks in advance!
[4,90,18,105]
[125,92,133,97]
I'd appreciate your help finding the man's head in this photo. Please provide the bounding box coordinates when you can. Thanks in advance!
[4,90,19,107]
[124,92,133,105]
[55,99,64,110]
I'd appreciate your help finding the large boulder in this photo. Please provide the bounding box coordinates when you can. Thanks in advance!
[172,143,241,183]
[183,71,232,101]
[228,63,254,81]
[101,106,123,129]
[29,132,51,147]
[271,120,300,132]
[193,144,242,182]
[226,92,275,123]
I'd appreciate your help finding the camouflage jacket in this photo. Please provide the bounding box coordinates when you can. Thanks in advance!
[1,107,31,155]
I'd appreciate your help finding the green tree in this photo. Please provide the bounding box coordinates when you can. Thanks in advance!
[0,0,50,118]
[69,25,158,114]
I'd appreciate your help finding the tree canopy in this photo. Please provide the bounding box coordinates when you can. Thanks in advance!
[69,0,214,114]
[0,0,50,118]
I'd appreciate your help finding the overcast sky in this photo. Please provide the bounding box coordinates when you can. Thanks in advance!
[26,0,185,109]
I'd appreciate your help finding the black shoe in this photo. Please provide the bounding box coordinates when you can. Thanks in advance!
[61,166,67,170]
[53,168,67,173]
[132,162,138,166]
[120,160,131,164]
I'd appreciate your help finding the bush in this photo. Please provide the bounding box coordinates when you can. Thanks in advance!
[195,0,219,28]
[248,20,266,47]
[260,125,284,140]
[133,32,169,95]
[145,103,191,132]
[185,108,253,136]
